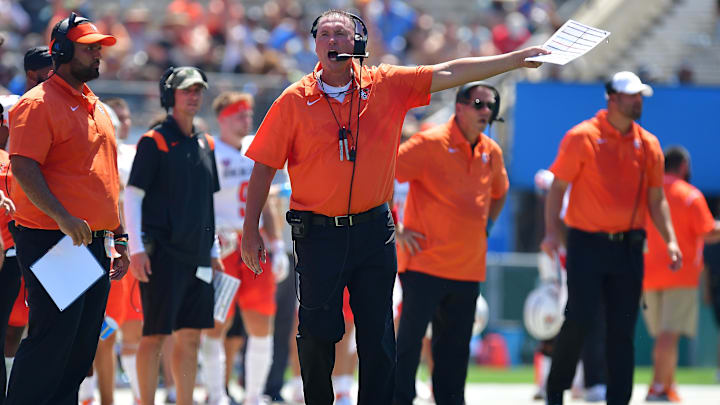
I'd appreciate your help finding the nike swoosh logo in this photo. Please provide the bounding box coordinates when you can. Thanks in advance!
[306,98,321,106]
[70,105,79,111]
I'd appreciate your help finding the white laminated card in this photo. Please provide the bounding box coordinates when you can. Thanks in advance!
[212,271,241,322]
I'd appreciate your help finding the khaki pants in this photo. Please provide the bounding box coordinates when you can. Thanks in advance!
[642,287,698,337]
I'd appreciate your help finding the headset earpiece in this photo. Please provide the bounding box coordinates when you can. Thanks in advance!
[605,81,616,95]
[346,13,368,57]
[51,12,91,66]
[159,67,176,110]
[489,86,501,124]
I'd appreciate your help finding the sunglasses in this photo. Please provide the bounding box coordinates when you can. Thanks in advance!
[465,99,496,110]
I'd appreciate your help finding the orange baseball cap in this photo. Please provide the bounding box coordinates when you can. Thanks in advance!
[67,22,117,46]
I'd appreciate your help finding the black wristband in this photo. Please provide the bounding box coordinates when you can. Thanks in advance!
[114,233,129,240]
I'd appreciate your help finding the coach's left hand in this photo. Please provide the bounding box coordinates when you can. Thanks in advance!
[110,244,130,280]
[514,46,549,69]
[397,223,425,256]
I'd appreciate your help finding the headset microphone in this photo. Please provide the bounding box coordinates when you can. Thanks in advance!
[335,52,369,61]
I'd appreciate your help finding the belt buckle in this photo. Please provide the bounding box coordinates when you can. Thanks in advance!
[608,232,624,242]
[334,215,353,227]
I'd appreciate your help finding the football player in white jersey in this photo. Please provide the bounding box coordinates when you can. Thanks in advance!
[200,92,289,405]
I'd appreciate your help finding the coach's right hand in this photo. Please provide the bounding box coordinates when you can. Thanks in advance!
[540,232,561,257]
[129,252,152,282]
[241,225,266,275]
[57,214,92,246]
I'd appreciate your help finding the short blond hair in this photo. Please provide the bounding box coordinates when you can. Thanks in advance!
[212,92,253,117]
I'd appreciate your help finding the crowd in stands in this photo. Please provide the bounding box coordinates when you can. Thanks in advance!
[0,0,562,93]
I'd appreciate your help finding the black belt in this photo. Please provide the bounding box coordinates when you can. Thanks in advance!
[586,229,645,243]
[15,224,110,238]
[310,203,389,227]
[91,230,112,238]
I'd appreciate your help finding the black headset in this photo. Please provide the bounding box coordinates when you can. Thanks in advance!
[311,11,368,58]
[456,81,503,124]
[159,66,208,110]
[604,80,616,95]
[51,12,91,66]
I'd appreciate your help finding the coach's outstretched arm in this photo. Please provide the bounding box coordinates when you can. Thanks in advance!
[241,162,277,275]
[430,46,549,93]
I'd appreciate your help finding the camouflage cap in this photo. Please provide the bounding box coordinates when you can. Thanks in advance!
[170,67,208,90]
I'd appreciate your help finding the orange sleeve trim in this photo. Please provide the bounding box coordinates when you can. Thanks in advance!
[142,130,169,153]
[204,134,215,150]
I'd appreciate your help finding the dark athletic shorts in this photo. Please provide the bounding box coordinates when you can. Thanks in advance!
[140,245,214,335]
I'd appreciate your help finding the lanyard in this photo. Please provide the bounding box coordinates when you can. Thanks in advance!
[319,76,356,162]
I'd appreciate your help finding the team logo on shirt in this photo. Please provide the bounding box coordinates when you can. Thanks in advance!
[634,139,641,149]
[482,153,489,164]
[198,138,205,149]
[360,88,369,100]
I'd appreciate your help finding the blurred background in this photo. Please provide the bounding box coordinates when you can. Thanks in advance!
[1,0,719,371]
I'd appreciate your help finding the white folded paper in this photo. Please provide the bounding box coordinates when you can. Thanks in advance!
[30,236,105,312]
[213,271,241,323]
[525,19,611,66]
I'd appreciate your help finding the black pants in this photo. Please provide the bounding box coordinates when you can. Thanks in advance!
[294,206,397,405]
[581,297,607,388]
[264,254,296,399]
[394,271,479,405]
[0,254,21,405]
[5,227,110,405]
[546,228,644,405]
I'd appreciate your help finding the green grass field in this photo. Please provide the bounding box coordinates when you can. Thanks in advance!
[415,365,719,385]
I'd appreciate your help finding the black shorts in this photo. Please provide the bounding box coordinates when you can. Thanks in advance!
[140,244,214,335]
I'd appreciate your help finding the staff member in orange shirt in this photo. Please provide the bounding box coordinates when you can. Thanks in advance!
[393,82,508,405]
[0,46,52,405]
[642,146,720,402]
[241,9,546,405]
[541,71,681,405]
[0,111,16,405]
[5,13,129,405]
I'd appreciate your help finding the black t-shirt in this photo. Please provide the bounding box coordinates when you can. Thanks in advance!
[128,116,220,266]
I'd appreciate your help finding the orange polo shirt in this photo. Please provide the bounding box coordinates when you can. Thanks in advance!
[247,62,432,217]
[8,74,120,231]
[395,117,509,282]
[644,174,715,289]
[550,110,664,233]
[0,149,14,249]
